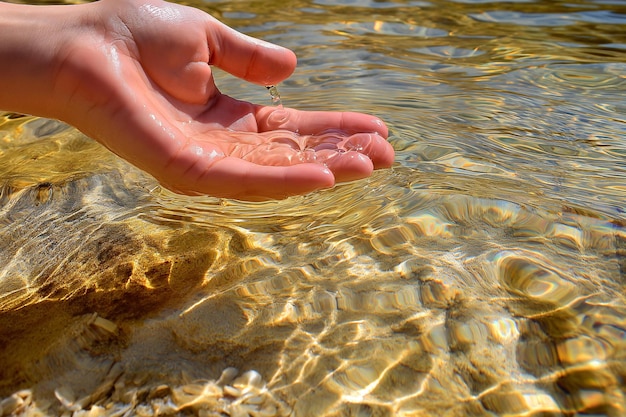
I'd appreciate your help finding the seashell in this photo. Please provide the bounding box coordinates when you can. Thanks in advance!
[0,394,24,416]
[173,383,221,412]
[242,394,264,405]
[223,385,242,398]
[216,367,239,386]
[147,384,171,400]
[233,370,263,390]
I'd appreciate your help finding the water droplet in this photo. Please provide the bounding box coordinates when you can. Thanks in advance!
[265,85,283,107]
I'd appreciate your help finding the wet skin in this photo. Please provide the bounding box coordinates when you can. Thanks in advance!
[0,0,395,200]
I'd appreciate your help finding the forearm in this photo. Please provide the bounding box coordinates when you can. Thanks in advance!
[0,1,89,119]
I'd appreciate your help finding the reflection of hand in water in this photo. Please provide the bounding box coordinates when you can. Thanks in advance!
[0,0,395,201]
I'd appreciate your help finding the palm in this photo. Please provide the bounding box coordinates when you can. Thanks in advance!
[77,0,393,200]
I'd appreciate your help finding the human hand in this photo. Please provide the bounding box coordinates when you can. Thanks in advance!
[2,0,395,200]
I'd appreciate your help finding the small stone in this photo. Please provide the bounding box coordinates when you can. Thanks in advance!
[91,316,118,335]
[147,385,171,400]
[233,370,264,390]
[223,385,242,398]
[217,367,239,386]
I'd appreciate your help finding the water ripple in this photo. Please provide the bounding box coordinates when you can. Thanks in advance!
[2,0,626,415]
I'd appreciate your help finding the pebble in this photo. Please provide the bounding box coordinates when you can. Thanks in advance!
[1,368,289,417]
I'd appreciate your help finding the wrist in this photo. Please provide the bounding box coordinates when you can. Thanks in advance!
[0,1,97,121]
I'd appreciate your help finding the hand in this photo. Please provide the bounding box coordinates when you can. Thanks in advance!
[2,0,395,200]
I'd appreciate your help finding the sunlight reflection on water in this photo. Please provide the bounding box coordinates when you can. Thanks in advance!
[1,0,626,416]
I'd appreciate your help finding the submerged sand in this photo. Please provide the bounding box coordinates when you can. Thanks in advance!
[1,134,624,416]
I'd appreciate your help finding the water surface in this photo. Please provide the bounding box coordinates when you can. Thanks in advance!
[1,0,625,416]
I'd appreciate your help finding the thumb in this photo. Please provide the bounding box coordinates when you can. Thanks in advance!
[206,16,297,86]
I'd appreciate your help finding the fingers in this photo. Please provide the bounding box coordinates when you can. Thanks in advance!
[151,127,393,201]
[320,151,375,183]
[182,157,336,200]
[163,150,386,201]
[342,131,396,169]
[159,135,391,201]
[255,106,389,138]
[206,17,297,86]
[254,106,394,169]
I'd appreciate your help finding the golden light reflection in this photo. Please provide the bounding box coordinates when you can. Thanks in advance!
[2,0,626,414]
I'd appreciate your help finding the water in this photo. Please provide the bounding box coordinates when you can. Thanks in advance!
[266,85,283,106]
[1,0,625,416]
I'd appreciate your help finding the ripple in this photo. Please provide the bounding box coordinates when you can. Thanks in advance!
[480,386,561,416]
[516,63,626,93]
[3,0,626,415]
[470,10,626,26]
[556,335,611,365]
[329,21,448,37]
[492,250,580,307]
[313,0,431,8]
[410,45,485,58]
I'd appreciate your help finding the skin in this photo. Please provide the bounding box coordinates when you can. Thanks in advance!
[0,0,394,201]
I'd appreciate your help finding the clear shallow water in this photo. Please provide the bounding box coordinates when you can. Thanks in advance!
[1,0,625,416]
